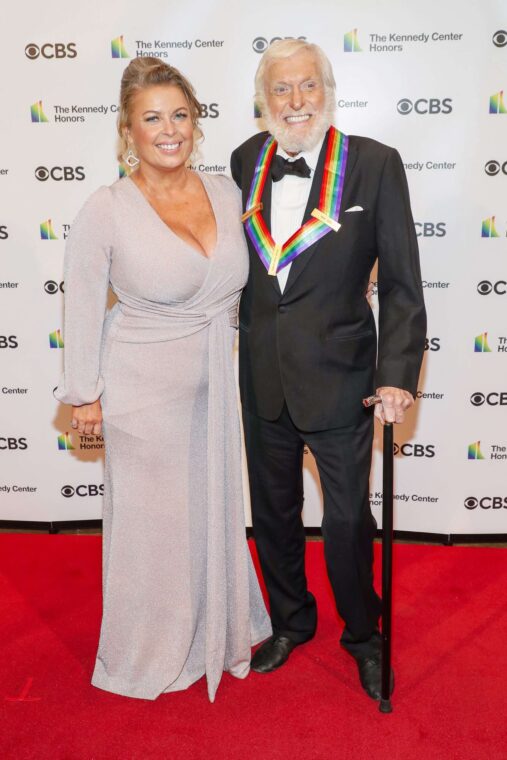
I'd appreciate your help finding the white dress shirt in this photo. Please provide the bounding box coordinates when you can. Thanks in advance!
[271,137,325,293]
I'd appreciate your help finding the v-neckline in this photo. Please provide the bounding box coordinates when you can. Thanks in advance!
[127,173,218,261]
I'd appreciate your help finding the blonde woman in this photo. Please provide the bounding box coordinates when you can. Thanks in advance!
[55,57,271,702]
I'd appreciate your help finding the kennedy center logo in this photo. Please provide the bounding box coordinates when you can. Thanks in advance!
[468,441,484,460]
[489,91,507,114]
[31,100,48,123]
[58,433,74,451]
[481,216,500,237]
[344,29,362,52]
[111,35,130,58]
[49,329,64,348]
[40,219,58,240]
[475,332,492,352]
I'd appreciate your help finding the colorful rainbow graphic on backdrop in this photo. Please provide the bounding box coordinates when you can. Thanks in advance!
[474,333,492,352]
[481,216,499,237]
[489,90,507,114]
[40,219,58,240]
[31,100,48,123]
[49,329,64,348]
[344,29,362,52]
[58,433,75,451]
[111,35,129,58]
[468,441,484,460]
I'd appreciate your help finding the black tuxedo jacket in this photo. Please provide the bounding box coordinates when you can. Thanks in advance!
[231,129,426,431]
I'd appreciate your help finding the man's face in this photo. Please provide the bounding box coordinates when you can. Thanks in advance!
[263,49,331,154]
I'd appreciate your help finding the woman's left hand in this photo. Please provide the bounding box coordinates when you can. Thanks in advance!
[71,399,103,436]
[365,281,375,304]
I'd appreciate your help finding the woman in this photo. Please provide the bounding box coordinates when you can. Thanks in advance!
[55,57,271,702]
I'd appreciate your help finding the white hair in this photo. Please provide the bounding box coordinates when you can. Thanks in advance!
[254,39,336,119]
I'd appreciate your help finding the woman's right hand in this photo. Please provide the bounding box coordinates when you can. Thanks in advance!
[71,400,103,436]
[365,281,375,305]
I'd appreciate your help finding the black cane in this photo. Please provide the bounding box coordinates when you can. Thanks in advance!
[379,421,394,713]
[363,396,394,713]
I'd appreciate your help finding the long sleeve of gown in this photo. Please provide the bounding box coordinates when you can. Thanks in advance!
[54,186,113,406]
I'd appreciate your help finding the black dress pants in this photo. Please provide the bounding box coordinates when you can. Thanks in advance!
[242,403,382,657]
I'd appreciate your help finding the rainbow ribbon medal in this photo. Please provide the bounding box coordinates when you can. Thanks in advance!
[242,127,349,276]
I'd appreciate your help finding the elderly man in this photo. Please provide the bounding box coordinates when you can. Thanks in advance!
[231,39,426,700]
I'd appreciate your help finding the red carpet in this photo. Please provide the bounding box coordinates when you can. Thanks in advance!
[1,536,506,760]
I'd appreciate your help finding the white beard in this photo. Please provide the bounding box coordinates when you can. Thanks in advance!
[262,95,336,154]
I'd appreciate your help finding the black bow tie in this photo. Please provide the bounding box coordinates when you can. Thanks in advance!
[271,155,312,182]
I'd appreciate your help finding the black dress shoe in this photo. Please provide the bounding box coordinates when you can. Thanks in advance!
[355,654,394,700]
[250,635,297,673]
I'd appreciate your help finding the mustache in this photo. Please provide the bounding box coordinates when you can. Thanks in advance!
[281,107,316,117]
[261,98,336,153]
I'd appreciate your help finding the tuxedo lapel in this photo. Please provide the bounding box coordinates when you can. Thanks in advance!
[283,132,359,296]
[338,139,359,213]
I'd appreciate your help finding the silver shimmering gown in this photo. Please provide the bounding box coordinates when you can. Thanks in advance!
[55,173,271,701]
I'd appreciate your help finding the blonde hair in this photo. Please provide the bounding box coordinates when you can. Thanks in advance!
[254,39,336,118]
[117,57,203,163]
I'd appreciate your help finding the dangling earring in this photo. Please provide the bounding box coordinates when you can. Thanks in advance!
[124,148,139,168]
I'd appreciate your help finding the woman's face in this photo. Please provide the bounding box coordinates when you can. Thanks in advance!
[126,84,195,172]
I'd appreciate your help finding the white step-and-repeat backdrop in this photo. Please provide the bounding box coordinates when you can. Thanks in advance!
[1,0,506,533]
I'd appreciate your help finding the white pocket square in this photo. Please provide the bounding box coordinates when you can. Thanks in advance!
[344,205,364,212]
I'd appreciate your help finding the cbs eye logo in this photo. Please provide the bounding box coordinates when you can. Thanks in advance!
[397,99,413,114]
[492,30,507,48]
[470,391,507,406]
[35,166,85,182]
[44,280,64,294]
[464,496,507,510]
[477,280,507,295]
[252,35,306,53]
[397,98,452,115]
[25,43,77,59]
[478,280,492,295]
[35,166,50,180]
[252,37,268,53]
[61,484,104,497]
[484,160,507,176]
